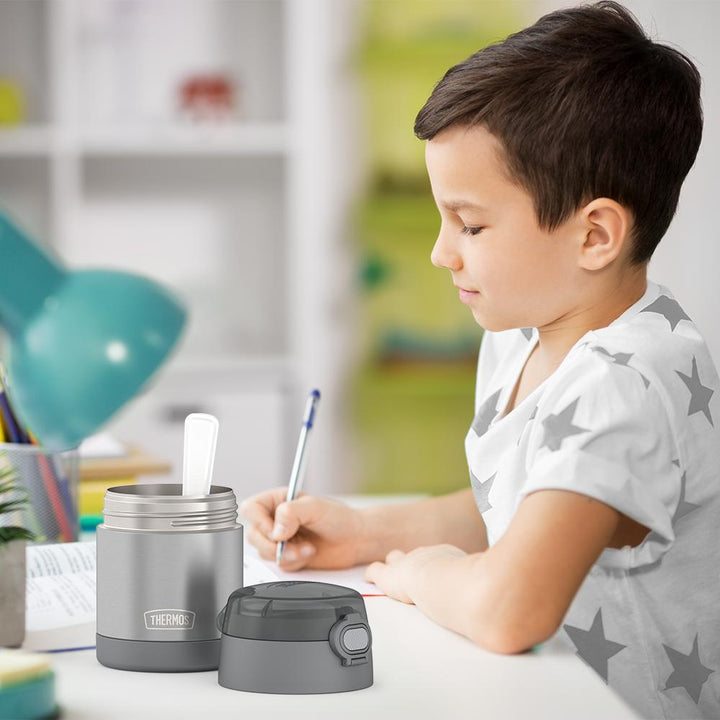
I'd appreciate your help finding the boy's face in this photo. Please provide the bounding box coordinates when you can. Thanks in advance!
[425,124,589,332]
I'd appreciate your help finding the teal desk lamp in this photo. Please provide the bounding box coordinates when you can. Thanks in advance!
[0,211,186,450]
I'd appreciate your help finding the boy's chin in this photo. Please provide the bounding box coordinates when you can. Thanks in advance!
[471,311,530,334]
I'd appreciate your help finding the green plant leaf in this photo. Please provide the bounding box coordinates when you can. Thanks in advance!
[0,458,36,544]
[0,526,35,543]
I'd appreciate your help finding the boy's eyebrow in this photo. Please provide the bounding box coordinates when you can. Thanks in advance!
[440,199,487,212]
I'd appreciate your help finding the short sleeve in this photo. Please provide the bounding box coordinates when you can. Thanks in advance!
[519,343,681,570]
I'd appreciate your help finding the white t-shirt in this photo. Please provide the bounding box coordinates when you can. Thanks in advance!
[465,279,720,720]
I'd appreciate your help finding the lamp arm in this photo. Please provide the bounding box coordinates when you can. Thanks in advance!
[0,214,66,336]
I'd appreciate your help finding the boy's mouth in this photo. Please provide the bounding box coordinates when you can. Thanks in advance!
[456,285,479,303]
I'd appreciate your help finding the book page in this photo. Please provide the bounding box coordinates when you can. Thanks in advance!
[26,541,96,579]
[25,571,96,632]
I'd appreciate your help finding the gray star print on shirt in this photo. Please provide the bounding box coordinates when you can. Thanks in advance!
[644,462,700,548]
[640,295,691,331]
[472,388,502,438]
[591,346,650,388]
[662,634,714,704]
[676,356,714,427]
[517,405,538,446]
[673,471,700,522]
[644,469,701,549]
[539,397,590,452]
[470,470,495,513]
[520,327,534,341]
[563,609,627,683]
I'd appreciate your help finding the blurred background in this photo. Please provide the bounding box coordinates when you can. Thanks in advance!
[0,0,717,504]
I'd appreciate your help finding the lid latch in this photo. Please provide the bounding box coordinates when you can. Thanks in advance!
[328,612,372,667]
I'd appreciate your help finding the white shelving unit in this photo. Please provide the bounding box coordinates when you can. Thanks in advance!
[0,0,361,499]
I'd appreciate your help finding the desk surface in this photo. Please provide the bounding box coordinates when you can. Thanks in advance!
[50,494,637,719]
[51,600,637,720]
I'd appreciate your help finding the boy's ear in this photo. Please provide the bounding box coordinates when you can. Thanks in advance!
[577,198,633,271]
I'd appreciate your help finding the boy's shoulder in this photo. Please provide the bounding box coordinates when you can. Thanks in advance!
[546,284,720,452]
[479,282,719,432]
[582,283,718,407]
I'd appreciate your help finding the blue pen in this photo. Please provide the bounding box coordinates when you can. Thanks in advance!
[276,389,321,565]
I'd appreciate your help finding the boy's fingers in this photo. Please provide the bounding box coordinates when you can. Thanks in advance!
[277,541,316,571]
[239,502,274,536]
[245,525,317,568]
[240,487,295,535]
[272,495,323,540]
[364,561,383,585]
[245,525,278,560]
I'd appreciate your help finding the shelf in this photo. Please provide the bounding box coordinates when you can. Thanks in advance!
[0,126,54,156]
[67,154,288,361]
[78,122,288,157]
[0,123,289,158]
[0,0,350,496]
[161,354,292,391]
[0,155,51,243]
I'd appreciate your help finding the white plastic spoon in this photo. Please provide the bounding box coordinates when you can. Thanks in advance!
[182,413,219,496]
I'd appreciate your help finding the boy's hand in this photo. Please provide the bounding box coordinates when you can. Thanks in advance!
[240,487,368,571]
[364,544,468,603]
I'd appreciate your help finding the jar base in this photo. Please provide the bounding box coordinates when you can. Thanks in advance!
[96,634,219,672]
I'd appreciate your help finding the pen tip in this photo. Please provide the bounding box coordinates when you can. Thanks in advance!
[311,389,321,399]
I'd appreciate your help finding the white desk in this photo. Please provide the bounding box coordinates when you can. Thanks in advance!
[51,599,636,720]
[49,494,638,719]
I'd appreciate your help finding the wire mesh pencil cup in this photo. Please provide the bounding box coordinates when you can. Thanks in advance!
[0,443,80,544]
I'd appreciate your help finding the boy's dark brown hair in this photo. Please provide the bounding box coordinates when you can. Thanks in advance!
[414,1,703,266]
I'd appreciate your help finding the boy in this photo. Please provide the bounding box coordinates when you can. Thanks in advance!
[241,2,718,717]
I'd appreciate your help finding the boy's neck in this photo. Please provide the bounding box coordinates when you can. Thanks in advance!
[533,268,648,373]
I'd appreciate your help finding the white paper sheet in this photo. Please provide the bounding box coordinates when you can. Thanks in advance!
[243,543,384,596]
[78,433,126,459]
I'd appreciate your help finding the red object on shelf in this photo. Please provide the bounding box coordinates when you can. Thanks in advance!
[179,73,237,122]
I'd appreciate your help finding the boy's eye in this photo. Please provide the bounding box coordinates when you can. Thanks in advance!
[461,226,483,236]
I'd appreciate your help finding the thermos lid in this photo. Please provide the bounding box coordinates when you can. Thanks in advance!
[217,581,368,641]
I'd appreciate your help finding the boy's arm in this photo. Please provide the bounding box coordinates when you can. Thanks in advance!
[366,488,620,653]
[354,487,488,565]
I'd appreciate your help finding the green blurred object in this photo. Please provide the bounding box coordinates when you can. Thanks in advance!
[0,79,25,125]
[0,211,186,450]
[355,190,480,361]
[349,1,522,496]
[356,0,521,184]
[350,188,481,496]
[354,362,477,497]
[80,514,104,532]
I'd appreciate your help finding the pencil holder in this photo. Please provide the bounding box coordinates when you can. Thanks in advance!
[0,443,79,544]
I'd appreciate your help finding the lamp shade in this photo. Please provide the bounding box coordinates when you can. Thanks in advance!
[0,212,187,450]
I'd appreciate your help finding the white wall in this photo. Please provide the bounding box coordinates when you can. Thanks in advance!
[535,0,720,365]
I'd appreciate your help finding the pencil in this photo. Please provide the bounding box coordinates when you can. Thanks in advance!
[0,385,21,443]
[28,432,74,542]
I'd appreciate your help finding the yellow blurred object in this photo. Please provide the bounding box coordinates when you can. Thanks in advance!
[0,78,25,125]
[79,477,135,515]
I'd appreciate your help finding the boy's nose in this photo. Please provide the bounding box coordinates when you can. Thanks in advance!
[430,230,462,271]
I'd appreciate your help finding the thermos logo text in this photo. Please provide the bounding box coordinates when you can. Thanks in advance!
[144,609,196,630]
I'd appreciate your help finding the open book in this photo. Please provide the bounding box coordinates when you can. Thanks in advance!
[23,542,97,653]
[23,540,381,653]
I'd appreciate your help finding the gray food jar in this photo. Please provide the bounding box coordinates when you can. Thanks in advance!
[96,483,243,672]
